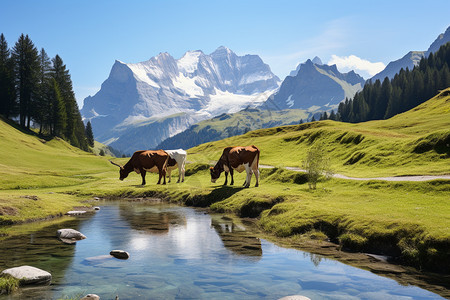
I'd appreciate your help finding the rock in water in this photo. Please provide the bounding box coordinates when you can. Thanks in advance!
[57,229,87,240]
[110,250,130,259]
[1,266,51,285]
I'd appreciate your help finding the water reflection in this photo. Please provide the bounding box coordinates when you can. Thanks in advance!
[211,216,262,258]
[118,202,186,235]
[0,202,445,300]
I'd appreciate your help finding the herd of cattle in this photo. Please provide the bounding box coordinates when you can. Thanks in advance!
[109,145,260,188]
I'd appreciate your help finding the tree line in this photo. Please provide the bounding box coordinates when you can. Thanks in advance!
[334,42,450,123]
[0,33,94,151]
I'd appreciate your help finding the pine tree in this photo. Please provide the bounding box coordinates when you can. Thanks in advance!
[48,78,66,136]
[0,33,16,118]
[51,55,88,150]
[34,48,52,134]
[329,110,336,121]
[12,34,39,128]
[85,121,94,147]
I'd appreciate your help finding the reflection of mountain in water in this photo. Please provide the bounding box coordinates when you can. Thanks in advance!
[119,203,186,235]
[211,216,262,258]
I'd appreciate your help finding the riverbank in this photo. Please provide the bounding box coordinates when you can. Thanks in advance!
[1,164,449,297]
[1,162,449,274]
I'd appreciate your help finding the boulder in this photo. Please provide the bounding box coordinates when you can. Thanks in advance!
[1,266,51,285]
[57,229,86,241]
[94,207,100,210]
[81,294,100,300]
[110,250,130,259]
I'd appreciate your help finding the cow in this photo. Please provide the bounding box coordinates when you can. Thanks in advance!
[110,150,169,185]
[210,145,260,188]
[164,149,187,183]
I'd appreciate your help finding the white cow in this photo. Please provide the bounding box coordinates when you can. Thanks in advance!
[164,149,187,183]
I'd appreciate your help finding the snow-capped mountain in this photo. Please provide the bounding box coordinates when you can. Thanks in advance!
[81,46,280,153]
[371,25,450,82]
[262,58,365,111]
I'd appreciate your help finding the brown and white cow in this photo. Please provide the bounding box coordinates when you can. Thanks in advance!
[210,145,260,188]
[110,150,169,185]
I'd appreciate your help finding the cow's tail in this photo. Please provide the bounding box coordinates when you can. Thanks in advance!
[163,154,170,173]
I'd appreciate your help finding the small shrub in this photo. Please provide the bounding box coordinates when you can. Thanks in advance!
[302,142,333,189]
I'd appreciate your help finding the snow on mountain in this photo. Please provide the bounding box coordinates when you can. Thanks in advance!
[81,47,280,153]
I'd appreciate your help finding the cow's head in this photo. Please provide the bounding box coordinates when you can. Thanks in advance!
[210,166,220,183]
[110,160,128,181]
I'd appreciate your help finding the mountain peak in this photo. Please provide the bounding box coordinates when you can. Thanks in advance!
[211,46,234,57]
[312,56,323,65]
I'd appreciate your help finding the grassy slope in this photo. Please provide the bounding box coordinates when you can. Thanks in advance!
[0,118,111,223]
[188,89,450,177]
[0,90,449,272]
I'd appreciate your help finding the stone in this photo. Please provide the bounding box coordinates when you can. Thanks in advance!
[94,206,100,210]
[278,296,311,300]
[1,265,51,285]
[81,294,100,300]
[57,229,86,241]
[65,210,86,215]
[110,250,130,259]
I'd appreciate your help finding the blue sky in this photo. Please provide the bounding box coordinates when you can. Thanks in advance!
[1,0,449,108]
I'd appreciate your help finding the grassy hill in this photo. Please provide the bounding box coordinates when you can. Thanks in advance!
[0,90,449,275]
[188,89,450,177]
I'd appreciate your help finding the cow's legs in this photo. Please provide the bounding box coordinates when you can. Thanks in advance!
[244,164,252,188]
[177,165,181,183]
[224,171,228,185]
[167,168,172,183]
[139,168,147,185]
[253,167,260,187]
[181,161,185,182]
[229,169,234,185]
[157,167,166,185]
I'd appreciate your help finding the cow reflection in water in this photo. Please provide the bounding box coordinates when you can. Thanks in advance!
[211,216,262,258]
[119,203,186,235]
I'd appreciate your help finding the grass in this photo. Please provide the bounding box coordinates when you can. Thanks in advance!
[0,89,449,273]
[0,274,20,295]
[188,89,450,177]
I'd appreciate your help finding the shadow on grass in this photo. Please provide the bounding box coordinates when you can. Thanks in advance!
[185,185,245,207]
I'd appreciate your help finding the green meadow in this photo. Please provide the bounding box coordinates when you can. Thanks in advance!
[0,89,449,272]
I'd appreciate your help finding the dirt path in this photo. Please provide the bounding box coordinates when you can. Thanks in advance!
[260,165,450,182]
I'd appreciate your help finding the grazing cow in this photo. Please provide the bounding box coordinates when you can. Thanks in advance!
[110,150,169,185]
[165,149,187,183]
[210,145,260,188]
